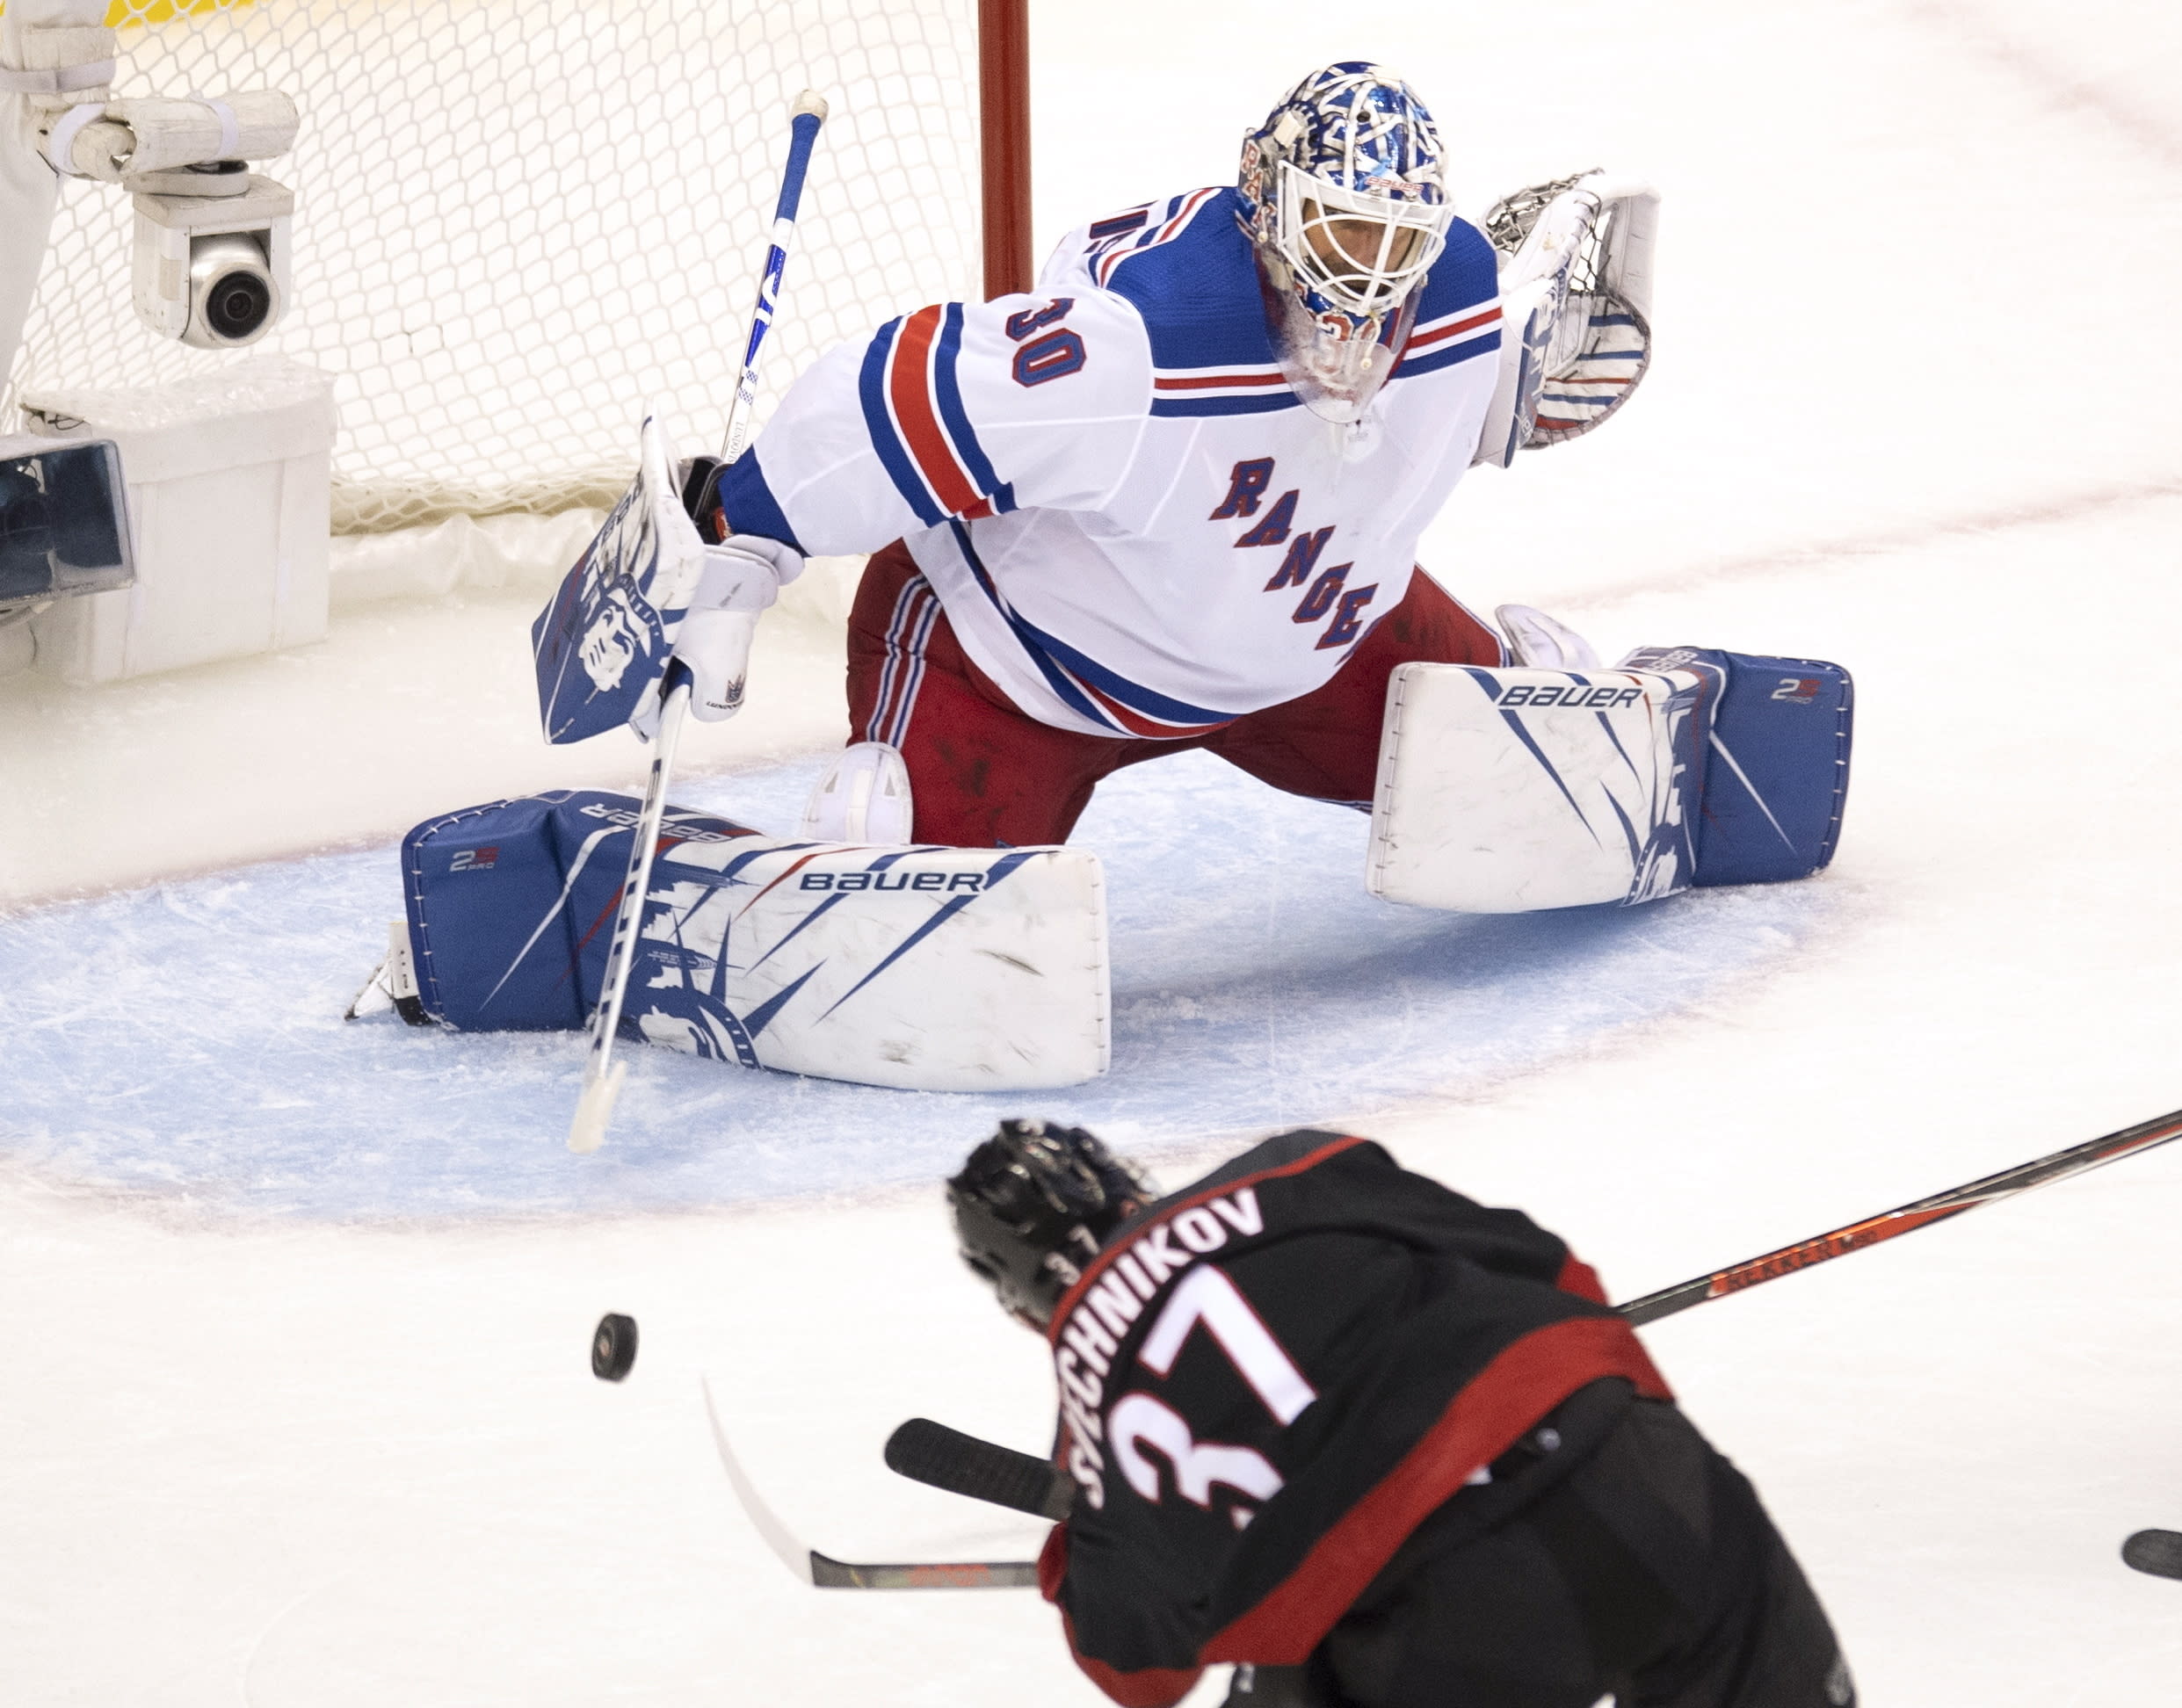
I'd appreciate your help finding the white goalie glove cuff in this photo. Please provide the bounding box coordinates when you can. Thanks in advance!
[691,532,804,614]
[671,608,759,724]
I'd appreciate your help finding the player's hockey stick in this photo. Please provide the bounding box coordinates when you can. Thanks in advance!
[566,90,829,1154]
[886,1415,1076,1520]
[880,1102,2182,1537]
[1613,1100,2182,1325]
[700,1379,1039,1589]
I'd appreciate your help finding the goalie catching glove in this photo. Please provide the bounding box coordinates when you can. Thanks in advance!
[1474,170,1659,467]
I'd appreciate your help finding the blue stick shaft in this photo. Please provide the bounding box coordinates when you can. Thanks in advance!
[723,95,828,460]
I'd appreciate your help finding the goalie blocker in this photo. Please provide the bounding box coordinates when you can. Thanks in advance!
[362,790,1108,1091]
[1369,648,1851,912]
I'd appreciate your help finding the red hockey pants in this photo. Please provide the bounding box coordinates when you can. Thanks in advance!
[844,539,1504,849]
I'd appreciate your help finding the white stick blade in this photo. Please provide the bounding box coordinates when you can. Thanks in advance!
[566,1058,627,1154]
[701,1378,816,1585]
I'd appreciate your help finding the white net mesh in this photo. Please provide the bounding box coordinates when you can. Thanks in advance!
[6,0,982,532]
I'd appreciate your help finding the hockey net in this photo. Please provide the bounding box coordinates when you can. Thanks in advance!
[4,0,984,533]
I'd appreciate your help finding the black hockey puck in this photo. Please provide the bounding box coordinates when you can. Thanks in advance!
[2122,1528,2182,1580]
[591,1312,639,1382]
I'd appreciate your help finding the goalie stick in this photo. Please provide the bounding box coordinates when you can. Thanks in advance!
[871,1101,2182,1549]
[567,90,828,1154]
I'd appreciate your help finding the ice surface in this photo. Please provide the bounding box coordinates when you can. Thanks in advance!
[7,1,2182,1704]
[0,750,1827,1217]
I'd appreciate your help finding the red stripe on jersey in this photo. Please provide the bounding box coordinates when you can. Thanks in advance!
[1153,371,1287,391]
[1047,1135,1373,1335]
[886,306,982,517]
[1097,186,1221,286]
[1062,1616,1200,1708]
[1407,304,1502,351]
[1555,1251,1609,1303]
[1201,1315,1673,1666]
[1044,1530,1205,1708]
[1077,674,1234,740]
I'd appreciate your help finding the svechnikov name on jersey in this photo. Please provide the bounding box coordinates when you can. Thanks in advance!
[1048,1179,1272,1510]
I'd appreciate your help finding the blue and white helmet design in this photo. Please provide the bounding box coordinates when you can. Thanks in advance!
[1238,63,1453,336]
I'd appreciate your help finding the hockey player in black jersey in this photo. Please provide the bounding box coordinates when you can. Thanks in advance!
[947,1121,1854,1708]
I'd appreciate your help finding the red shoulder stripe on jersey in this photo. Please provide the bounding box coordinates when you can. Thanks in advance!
[1555,1251,1609,1303]
[1096,186,1221,286]
[1046,1134,1374,1339]
[1200,1314,1673,1666]
[886,305,983,517]
[1407,305,1502,351]
[1038,1520,1069,1600]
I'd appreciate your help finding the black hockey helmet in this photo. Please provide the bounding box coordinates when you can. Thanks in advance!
[947,1118,1154,1328]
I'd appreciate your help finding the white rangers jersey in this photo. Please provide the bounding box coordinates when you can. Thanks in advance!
[718,185,1504,738]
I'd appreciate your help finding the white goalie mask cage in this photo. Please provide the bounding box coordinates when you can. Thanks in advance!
[1275,157,1451,320]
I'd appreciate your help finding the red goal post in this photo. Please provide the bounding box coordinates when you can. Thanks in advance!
[979,0,1032,300]
[5,0,1037,535]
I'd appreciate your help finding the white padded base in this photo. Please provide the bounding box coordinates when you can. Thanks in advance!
[628,835,1107,1090]
[1367,662,1705,912]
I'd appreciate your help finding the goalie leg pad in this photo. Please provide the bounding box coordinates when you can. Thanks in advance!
[1367,663,1707,912]
[1621,648,1852,885]
[394,790,1107,1090]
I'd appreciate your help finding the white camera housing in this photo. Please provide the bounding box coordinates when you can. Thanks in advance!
[131,166,293,348]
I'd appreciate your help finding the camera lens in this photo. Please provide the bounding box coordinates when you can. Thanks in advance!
[204,270,272,341]
[183,232,279,349]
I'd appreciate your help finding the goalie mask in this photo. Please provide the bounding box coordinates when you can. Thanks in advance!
[1238,62,1453,421]
[947,1119,1154,1328]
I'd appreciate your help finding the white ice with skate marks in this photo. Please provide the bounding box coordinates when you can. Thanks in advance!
[0,747,1837,1218]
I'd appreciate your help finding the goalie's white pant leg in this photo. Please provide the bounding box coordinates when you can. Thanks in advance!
[1367,662,1707,912]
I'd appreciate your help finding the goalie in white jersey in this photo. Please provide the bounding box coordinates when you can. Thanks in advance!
[703,62,1626,848]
